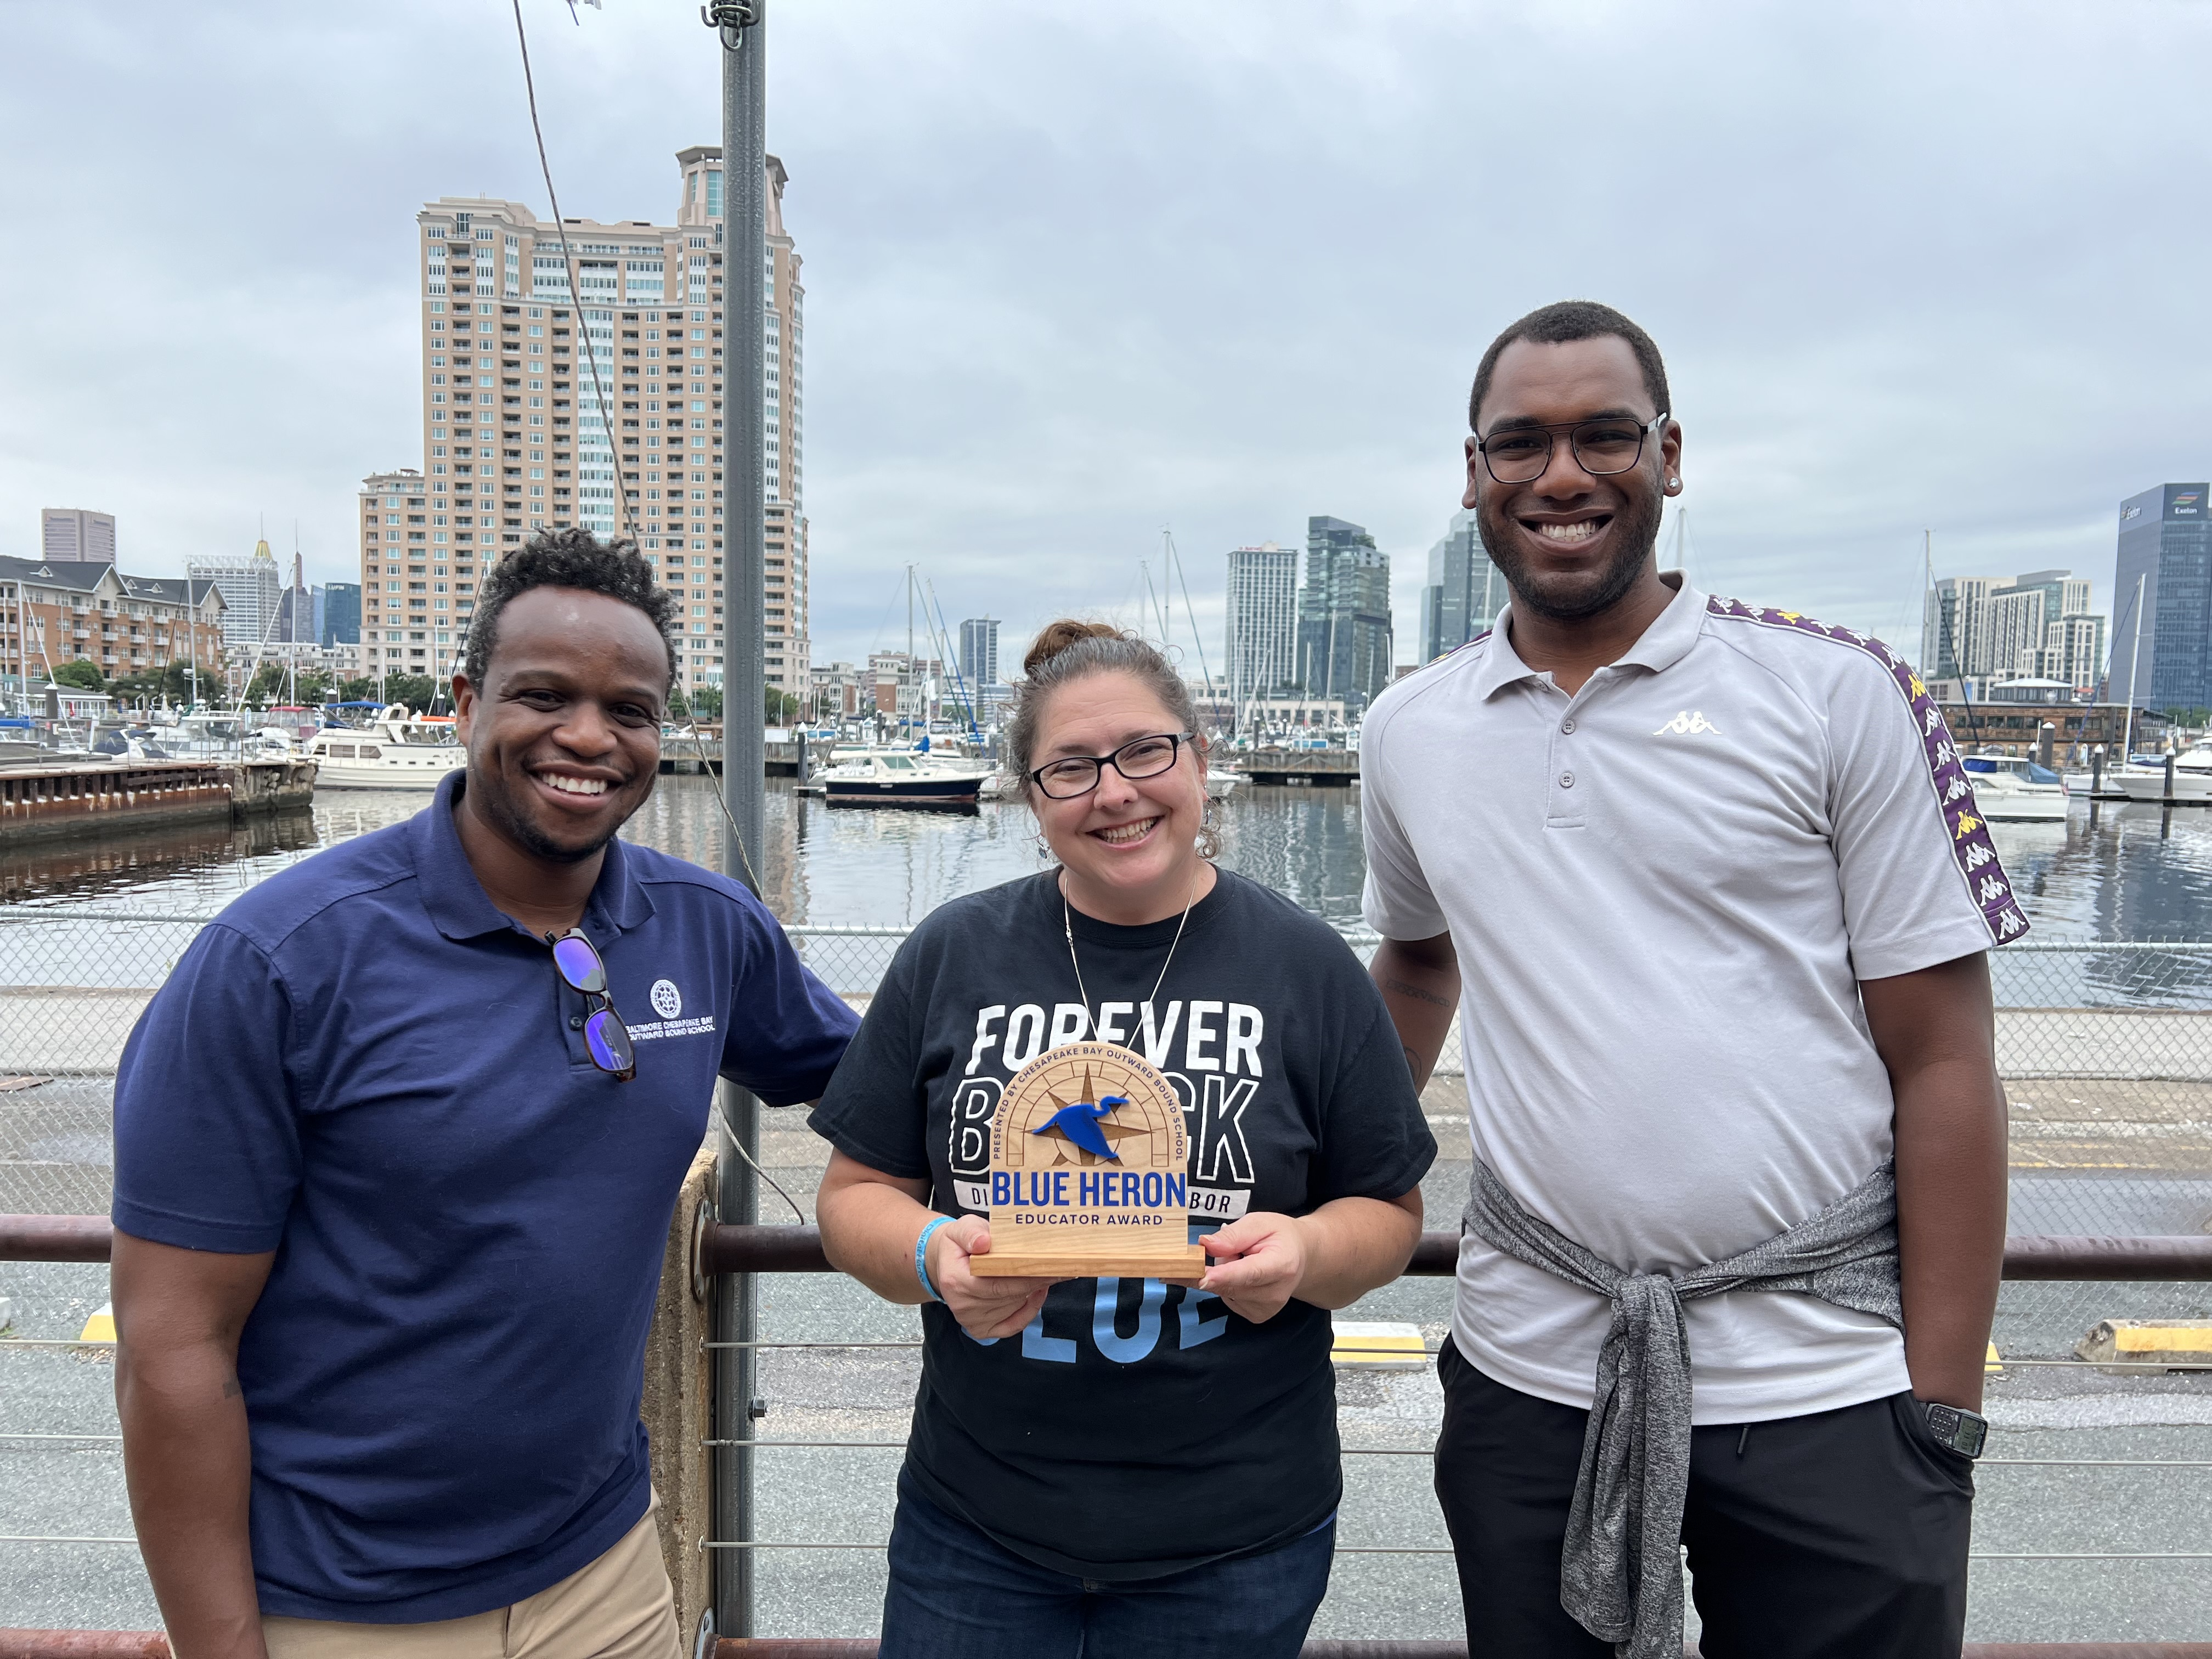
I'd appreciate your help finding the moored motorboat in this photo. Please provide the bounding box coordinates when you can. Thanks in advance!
[1960,754,2069,822]
[307,707,468,791]
[822,749,990,806]
[2112,743,2212,804]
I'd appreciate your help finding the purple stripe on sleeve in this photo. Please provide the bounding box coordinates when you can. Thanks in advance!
[1705,596,2028,946]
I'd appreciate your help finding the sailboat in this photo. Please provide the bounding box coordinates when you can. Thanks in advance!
[1143,532,1243,800]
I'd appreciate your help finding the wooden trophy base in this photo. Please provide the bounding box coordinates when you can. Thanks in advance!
[970,1242,1210,1280]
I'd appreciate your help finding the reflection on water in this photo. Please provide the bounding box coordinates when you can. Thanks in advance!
[5,777,2210,950]
[623,781,1039,928]
[1994,806,2212,939]
[0,808,326,907]
[1990,803,2212,1005]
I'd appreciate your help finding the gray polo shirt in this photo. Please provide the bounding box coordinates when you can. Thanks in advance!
[1362,573,2024,1423]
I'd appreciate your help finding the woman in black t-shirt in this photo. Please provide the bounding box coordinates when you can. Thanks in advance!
[812,622,1436,1659]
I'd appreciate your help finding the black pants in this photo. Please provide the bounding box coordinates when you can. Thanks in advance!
[1434,1336,1973,1659]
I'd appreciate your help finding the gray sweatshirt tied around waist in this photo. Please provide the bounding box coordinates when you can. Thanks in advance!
[1461,1155,1905,1659]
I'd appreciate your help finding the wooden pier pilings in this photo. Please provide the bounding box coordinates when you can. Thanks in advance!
[0,757,317,847]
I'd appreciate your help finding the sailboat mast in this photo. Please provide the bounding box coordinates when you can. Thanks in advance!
[2121,571,2147,761]
[1163,528,1219,731]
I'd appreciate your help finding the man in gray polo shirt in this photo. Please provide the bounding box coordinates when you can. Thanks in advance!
[1365,301,2016,1659]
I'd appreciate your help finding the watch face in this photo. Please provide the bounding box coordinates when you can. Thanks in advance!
[1926,1402,1988,1459]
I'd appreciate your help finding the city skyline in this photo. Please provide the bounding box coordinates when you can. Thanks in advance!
[6,5,2211,684]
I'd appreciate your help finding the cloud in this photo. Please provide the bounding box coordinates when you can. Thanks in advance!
[3,0,2207,672]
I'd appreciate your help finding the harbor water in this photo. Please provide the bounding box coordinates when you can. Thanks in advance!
[4,772,2211,936]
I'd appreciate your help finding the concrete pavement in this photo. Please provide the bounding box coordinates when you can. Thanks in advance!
[2,1080,2209,1642]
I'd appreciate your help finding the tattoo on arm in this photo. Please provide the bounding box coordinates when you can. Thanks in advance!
[1381,975,1453,1009]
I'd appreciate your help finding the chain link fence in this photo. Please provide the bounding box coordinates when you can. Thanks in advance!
[4,905,2210,1356]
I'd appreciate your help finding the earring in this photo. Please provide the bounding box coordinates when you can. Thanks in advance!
[1668,477,1680,488]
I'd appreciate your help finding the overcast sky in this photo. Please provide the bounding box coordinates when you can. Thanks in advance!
[5,1,2209,673]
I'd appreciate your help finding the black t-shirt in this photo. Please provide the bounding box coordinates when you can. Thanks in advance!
[810,868,1435,1579]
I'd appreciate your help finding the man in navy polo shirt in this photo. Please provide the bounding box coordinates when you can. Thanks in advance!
[110,531,857,1658]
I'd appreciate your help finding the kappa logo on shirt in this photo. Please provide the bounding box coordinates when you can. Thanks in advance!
[1652,709,1723,737]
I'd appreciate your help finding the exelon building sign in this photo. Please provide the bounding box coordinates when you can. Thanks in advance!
[2111,483,2212,714]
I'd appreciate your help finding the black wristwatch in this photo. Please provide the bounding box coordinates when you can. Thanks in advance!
[1922,1401,1989,1460]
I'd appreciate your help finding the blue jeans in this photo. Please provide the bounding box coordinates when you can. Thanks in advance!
[879,1470,1335,1659]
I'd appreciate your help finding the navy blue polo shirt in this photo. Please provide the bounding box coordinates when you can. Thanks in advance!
[111,772,857,1622]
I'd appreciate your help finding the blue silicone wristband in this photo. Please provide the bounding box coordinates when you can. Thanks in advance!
[915,1216,954,1304]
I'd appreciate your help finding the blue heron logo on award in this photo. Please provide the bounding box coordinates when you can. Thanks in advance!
[970,1041,1207,1280]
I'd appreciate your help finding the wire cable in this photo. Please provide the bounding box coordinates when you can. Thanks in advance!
[509,1,641,551]
[724,1107,805,1223]
[511,0,768,890]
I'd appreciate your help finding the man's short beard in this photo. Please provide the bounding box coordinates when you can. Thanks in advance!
[1477,485,1665,624]
[465,765,622,865]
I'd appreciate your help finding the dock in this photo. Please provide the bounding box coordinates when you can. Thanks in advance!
[0,757,317,847]
[1230,747,1360,786]
[657,733,828,778]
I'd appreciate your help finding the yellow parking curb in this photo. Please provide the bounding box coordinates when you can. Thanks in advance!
[1986,1341,2003,1375]
[1330,1320,1427,1369]
[78,1303,115,1344]
[2075,1318,2212,1374]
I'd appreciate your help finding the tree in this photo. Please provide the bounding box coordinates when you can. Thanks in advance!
[691,685,724,721]
[51,659,104,690]
[380,673,442,714]
[108,660,202,708]
[764,683,799,725]
[336,676,382,703]
[667,687,690,720]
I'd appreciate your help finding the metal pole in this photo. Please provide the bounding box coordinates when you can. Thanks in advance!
[710,0,769,1639]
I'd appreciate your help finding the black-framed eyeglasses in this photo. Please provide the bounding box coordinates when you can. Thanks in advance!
[1474,411,1669,484]
[547,928,636,1081]
[1029,731,1197,800]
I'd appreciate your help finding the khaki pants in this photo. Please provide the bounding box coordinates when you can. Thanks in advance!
[262,1506,680,1659]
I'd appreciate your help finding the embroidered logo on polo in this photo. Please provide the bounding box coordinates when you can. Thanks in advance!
[1652,710,1722,736]
[629,978,714,1042]
[1705,596,2027,944]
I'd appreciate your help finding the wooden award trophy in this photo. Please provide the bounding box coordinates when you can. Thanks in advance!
[968,1040,1209,1280]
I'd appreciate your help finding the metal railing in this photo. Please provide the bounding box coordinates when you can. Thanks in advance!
[7,1220,2212,1553]
[4,912,2211,1646]
[5,1639,2210,1659]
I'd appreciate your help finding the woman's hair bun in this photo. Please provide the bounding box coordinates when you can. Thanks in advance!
[1021,619,1128,680]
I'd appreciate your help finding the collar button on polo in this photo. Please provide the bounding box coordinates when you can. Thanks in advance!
[569,1015,585,1029]
[1559,771,1575,788]
[1561,719,1576,734]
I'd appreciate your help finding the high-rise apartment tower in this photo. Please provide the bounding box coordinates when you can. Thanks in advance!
[1225,544,1299,709]
[1922,568,2104,695]
[358,149,808,699]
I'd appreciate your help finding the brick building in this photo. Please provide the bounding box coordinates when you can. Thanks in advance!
[0,556,226,696]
